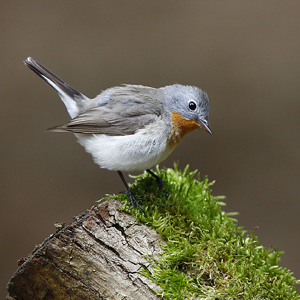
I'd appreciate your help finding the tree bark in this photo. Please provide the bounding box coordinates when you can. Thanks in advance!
[7,199,163,300]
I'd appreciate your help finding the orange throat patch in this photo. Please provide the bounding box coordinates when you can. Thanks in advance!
[169,111,200,146]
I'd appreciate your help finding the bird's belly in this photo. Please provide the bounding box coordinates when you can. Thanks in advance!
[76,129,175,172]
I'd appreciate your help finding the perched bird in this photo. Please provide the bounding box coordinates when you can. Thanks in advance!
[24,57,212,209]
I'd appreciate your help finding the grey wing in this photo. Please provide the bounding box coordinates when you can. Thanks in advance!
[47,85,163,135]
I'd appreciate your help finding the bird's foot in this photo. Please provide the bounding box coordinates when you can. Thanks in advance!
[120,190,145,212]
[146,169,169,200]
[118,170,145,212]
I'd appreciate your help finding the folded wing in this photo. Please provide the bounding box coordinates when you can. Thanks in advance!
[48,85,163,135]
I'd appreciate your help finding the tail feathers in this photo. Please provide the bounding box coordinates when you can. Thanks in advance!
[46,125,70,133]
[24,57,86,118]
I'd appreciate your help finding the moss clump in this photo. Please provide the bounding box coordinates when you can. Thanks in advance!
[111,164,299,299]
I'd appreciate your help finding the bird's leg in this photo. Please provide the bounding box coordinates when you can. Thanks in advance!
[146,169,169,200]
[117,171,144,212]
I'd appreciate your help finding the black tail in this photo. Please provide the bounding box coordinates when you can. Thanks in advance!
[24,57,84,101]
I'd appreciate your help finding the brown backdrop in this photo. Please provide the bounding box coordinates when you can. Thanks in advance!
[1,1,300,296]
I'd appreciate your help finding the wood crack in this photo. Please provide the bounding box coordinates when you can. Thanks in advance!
[7,199,162,300]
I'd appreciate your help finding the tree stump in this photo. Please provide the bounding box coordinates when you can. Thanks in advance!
[7,199,163,300]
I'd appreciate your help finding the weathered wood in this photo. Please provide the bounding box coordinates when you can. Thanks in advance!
[7,199,163,300]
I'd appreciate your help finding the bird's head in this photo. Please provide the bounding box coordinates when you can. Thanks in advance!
[163,84,212,143]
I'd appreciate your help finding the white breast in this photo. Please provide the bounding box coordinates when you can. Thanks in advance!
[75,120,175,172]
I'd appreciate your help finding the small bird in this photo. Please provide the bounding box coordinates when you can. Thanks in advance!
[24,57,212,209]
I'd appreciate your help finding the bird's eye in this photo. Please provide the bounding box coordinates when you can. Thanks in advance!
[188,101,197,111]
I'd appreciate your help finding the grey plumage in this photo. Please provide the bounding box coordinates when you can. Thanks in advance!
[48,85,164,135]
[24,57,211,137]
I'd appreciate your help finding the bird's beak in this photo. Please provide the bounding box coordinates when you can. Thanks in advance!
[199,119,212,135]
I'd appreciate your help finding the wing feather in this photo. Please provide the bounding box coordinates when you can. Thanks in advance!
[48,85,164,135]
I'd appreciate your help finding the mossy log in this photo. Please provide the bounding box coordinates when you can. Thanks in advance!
[7,199,162,300]
[6,166,300,299]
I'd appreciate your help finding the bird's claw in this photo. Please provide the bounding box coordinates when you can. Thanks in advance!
[120,191,145,212]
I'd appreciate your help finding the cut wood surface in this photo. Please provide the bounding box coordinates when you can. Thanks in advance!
[7,199,163,300]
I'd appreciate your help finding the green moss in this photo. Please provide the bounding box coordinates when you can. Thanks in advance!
[110,164,299,299]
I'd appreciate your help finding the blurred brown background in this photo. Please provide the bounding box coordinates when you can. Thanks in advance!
[1,1,300,296]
